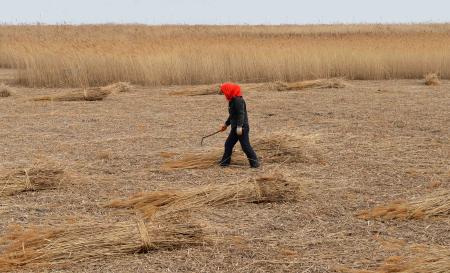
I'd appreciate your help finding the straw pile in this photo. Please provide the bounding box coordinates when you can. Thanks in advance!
[357,189,450,220]
[0,83,12,97]
[0,167,65,196]
[424,73,441,86]
[100,82,133,93]
[274,78,346,91]
[33,88,111,101]
[338,244,450,273]
[109,174,299,218]
[169,84,221,96]
[0,214,205,272]
[162,133,321,170]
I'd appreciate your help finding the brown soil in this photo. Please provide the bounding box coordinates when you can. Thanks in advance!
[0,78,448,272]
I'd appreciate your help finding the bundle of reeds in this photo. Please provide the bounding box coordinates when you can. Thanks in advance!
[0,214,205,272]
[161,133,321,170]
[338,244,449,273]
[0,167,65,196]
[108,174,299,218]
[357,189,449,220]
[424,73,441,86]
[33,88,111,102]
[100,82,133,93]
[0,83,12,97]
[274,78,346,91]
[169,84,221,96]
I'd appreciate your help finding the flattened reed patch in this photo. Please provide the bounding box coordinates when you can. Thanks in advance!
[0,166,65,196]
[161,133,323,170]
[336,244,449,273]
[357,189,449,221]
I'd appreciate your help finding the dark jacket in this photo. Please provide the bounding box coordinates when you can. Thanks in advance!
[225,96,248,128]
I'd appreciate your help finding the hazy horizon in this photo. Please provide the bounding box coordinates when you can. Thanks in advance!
[1,0,449,25]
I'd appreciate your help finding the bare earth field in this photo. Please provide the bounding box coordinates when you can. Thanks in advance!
[0,78,449,272]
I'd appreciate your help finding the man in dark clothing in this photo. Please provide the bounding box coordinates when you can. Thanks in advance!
[219,83,260,168]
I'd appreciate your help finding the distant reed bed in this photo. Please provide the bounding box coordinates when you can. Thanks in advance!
[1,24,450,87]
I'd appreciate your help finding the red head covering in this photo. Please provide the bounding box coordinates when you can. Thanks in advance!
[220,83,242,101]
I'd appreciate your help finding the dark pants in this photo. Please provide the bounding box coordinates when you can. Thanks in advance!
[220,125,259,167]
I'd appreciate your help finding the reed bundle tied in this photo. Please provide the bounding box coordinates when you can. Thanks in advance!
[0,214,206,272]
[100,82,133,93]
[0,83,12,97]
[338,244,449,273]
[33,88,111,102]
[424,73,441,86]
[0,167,65,196]
[357,189,450,220]
[162,133,321,170]
[109,174,299,218]
[169,84,221,96]
[274,78,346,91]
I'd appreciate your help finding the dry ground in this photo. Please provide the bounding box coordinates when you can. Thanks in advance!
[0,76,449,272]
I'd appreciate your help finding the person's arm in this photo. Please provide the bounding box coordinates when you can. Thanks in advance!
[221,106,231,132]
[235,98,245,128]
[234,98,245,135]
[225,115,231,127]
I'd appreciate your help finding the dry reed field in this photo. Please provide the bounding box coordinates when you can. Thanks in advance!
[1,24,450,87]
[0,24,449,273]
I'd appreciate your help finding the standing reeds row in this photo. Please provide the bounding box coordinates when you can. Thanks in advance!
[1,25,450,87]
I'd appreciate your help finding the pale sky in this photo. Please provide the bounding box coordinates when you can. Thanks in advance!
[1,0,449,25]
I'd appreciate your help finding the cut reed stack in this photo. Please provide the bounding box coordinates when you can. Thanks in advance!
[33,88,111,102]
[0,213,206,272]
[424,73,441,86]
[274,78,346,91]
[109,174,299,218]
[169,84,220,96]
[357,189,449,220]
[0,167,65,196]
[100,82,133,93]
[0,83,11,97]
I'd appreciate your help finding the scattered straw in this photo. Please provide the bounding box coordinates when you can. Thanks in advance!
[169,84,220,96]
[0,167,65,196]
[0,214,205,271]
[161,133,322,170]
[424,73,441,86]
[100,82,133,93]
[33,88,111,102]
[274,78,346,91]
[357,189,450,220]
[108,174,300,218]
[337,244,449,273]
[0,83,12,97]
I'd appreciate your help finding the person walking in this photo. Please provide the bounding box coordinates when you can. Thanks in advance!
[219,83,260,168]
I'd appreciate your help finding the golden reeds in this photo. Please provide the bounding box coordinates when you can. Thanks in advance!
[0,214,205,272]
[424,73,441,86]
[274,78,346,91]
[0,83,11,97]
[162,133,322,170]
[357,189,450,220]
[2,25,450,87]
[108,174,299,218]
[0,167,65,196]
[338,244,450,273]
[33,88,111,102]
